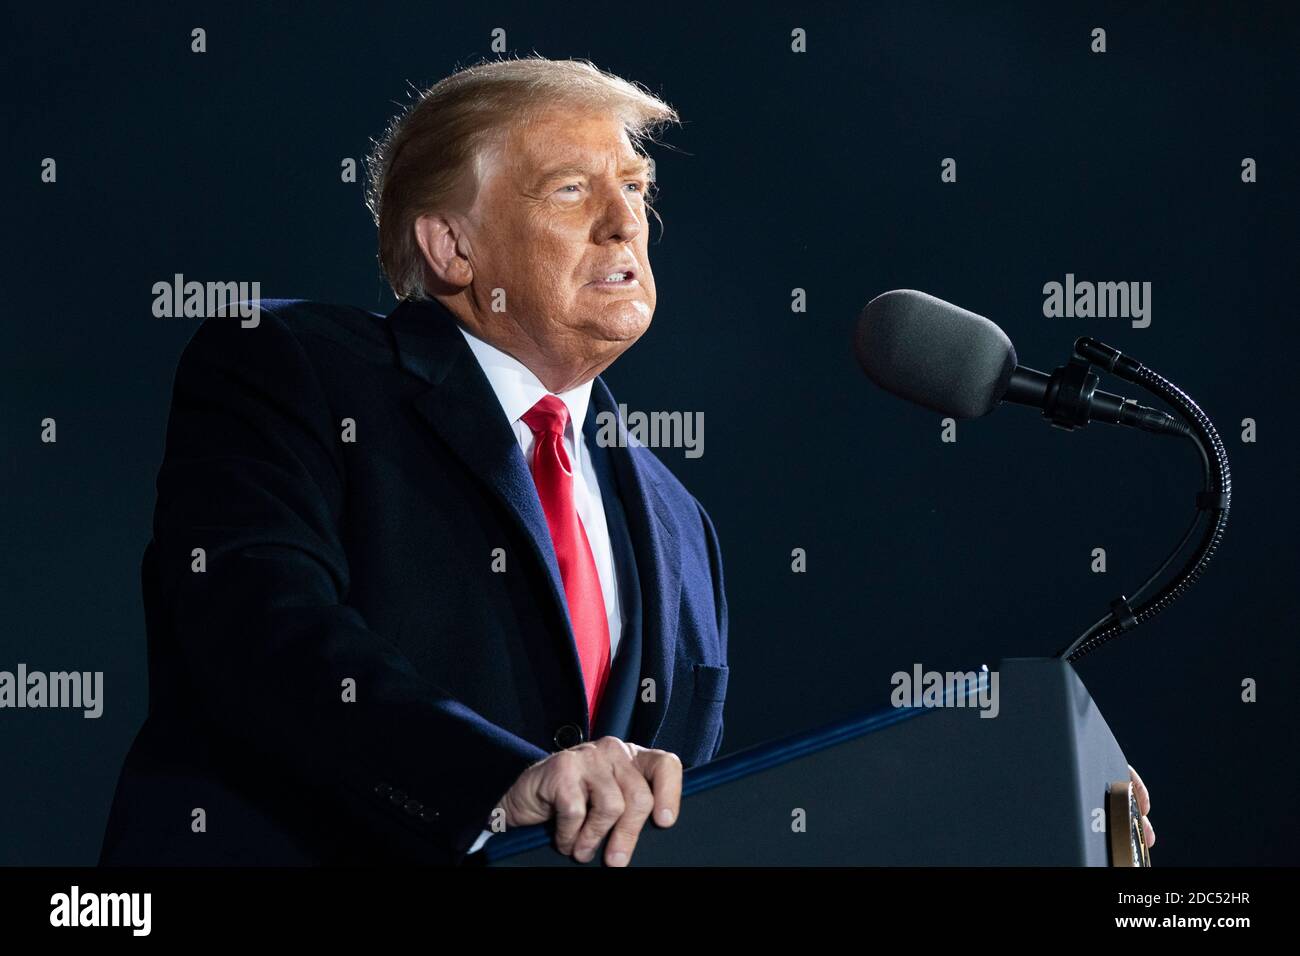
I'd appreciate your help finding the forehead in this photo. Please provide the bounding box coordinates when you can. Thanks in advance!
[503,108,644,173]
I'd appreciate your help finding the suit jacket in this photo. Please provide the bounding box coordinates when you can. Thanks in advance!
[98,297,729,866]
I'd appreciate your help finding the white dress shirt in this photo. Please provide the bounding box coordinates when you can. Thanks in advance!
[457,323,624,855]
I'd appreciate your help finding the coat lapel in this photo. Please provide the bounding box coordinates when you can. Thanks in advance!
[386,298,588,719]
[588,378,683,749]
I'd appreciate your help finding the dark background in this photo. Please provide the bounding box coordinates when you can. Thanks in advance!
[3,1,1296,865]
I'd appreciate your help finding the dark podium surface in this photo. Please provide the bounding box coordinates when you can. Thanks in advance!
[484,657,1132,866]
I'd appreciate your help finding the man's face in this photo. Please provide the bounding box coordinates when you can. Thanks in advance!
[460,108,657,370]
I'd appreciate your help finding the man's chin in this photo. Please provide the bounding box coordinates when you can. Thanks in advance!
[583,303,653,343]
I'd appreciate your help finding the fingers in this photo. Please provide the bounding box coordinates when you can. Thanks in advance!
[1128,763,1151,817]
[601,754,658,866]
[549,762,592,856]
[569,753,627,863]
[558,739,680,866]
[521,737,682,866]
[636,746,683,829]
[1128,764,1154,849]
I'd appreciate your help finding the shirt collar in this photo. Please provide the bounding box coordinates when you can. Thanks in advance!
[456,323,593,443]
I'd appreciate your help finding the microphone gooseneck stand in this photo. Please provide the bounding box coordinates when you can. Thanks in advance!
[1055,338,1232,662]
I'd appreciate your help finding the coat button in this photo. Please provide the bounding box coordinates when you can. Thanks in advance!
[552,723,585,750]
[389,789,407,805]
[403,799,422,815]
[420,808,440,823]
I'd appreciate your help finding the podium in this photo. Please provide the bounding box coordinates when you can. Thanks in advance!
[485,658,1141,866]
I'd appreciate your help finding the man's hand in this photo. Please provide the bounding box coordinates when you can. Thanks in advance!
[496,736,682,866]
[1129,763,1156,849]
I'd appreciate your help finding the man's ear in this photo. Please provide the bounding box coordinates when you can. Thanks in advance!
[413,213,473,289]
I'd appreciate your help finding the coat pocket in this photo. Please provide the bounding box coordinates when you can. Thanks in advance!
[692,662,729,702]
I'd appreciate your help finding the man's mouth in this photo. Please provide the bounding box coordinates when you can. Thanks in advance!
[586,269,638,287]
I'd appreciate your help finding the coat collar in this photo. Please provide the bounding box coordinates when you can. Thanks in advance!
[386,297,682,745]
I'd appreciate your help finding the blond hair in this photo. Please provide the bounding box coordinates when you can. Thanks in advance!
[365,56,679,300]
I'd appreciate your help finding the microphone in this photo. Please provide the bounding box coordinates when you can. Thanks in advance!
[853,289,1186,435]
[853,289,1230,663]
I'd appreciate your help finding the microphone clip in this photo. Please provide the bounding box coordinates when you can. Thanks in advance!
[1041,356,1105,431]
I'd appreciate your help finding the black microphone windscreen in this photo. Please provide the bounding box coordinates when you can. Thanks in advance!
[854,289,1018,418]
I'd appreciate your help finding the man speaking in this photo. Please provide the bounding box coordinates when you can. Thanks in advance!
[100,57,729,867]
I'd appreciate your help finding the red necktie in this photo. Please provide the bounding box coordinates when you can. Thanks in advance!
[521,395,611,726]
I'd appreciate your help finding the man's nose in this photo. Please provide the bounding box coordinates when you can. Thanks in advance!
[593,186,642,244]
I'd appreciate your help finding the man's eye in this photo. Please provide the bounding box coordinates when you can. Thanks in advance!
[553,182,649,199]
